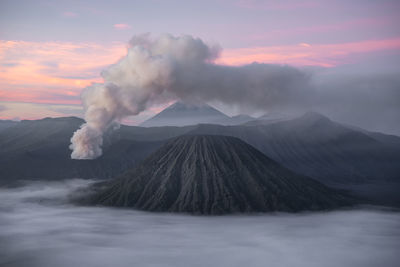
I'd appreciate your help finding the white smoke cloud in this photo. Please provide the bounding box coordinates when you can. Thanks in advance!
[70,34,310,159]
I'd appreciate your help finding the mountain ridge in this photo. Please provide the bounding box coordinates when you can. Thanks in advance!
[78,135,355,214]
[1,113,399,207]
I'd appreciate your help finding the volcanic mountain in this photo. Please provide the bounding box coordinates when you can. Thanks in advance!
[140,102,230,127]
[79,135,354,214]
[0,117,173,185]
[140,102,254,127]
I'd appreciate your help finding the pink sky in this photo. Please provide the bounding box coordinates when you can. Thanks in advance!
[0,0,399,123]
[1,37,399,122]
[1,37,399,107]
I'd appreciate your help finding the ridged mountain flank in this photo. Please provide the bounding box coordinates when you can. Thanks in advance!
[79,135,354,214]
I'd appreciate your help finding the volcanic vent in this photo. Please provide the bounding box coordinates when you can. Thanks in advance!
[79,135,354,214]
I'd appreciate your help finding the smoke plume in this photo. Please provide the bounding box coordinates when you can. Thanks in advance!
[70,34,311,159]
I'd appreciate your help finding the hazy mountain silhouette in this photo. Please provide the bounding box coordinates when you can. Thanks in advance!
[140,102,254,127]
[229,114,255,125]
[244,112,291,126]
[78,135,354,214]
[0,117,183,185]
[188,112,400,184]
[140,102,231,127]
[0,120,19,133]
[1,112,399,206]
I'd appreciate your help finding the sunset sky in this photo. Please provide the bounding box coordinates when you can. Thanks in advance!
[0,0,399,133]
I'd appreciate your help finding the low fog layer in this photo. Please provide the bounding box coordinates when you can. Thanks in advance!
[1,180,399,267]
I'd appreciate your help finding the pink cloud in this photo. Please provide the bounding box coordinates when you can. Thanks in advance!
[217,38,400,67]
[62,11,78,18]
[299,43,311,48]
[114,23,131,30]
[0,40,127,105]
[235,0,319,10]
[1,37,399,110]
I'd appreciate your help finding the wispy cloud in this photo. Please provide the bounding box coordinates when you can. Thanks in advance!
[0,40,126,105]
[217,38,400,67]
[114,23,131,30]
[235,0,319,10]
[1,36,399,122]
[0,102,83,120]
[1,38,399,106]
[62,11,78,18]
[298,43,311,48]
[0,104,7,112]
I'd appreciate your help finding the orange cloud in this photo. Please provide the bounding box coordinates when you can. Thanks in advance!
[217,38,400,67]
[299,43,311,48]
[0,40,127,104]
[1,38,399,108]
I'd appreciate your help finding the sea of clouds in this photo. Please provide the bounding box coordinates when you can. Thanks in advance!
[1,179,399,267]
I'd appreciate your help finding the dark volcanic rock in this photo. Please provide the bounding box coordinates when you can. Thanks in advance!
[188,112,400,184]
[0,117,192,185]
[80,135,354,214]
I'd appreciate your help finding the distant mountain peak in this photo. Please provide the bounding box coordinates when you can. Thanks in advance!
[140,101,255,127]
[140,101,231,127]
[21,116,84,123]
[166,101,207,109]
[244,112,290,126]
[300,111,330,122]
[165,101,223,114]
